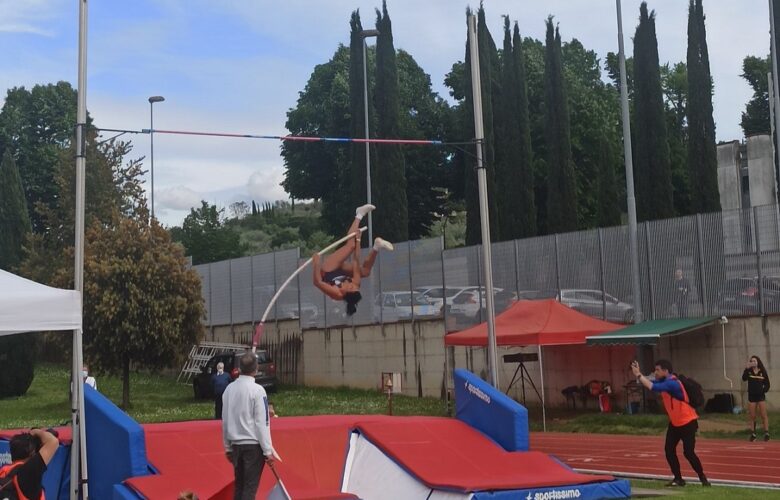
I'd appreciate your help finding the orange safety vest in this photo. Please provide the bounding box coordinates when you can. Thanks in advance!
[660,376,698,427]
[0,461,45,500]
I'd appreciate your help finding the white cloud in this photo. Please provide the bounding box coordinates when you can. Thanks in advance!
[156,185,202,211]
[0,23,53,36]
[246,168,287,202]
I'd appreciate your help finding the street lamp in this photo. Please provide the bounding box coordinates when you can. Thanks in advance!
[360,29,379,245]
[148,95,165,219]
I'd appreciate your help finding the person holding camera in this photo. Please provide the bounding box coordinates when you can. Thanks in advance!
[743,355,770,442]
[631,360,709,488]
[0,428,59,500]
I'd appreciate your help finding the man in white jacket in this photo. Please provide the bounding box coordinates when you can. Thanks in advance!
[222,352,279,500]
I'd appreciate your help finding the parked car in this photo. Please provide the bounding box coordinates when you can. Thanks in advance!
[448,287,511,320]
[373,291,440,322]
[193,350,277,399]
[717,276,780,314]
[414,286,472,309]
[557,289,634,323]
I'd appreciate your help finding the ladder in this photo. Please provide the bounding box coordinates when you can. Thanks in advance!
[177,341,249,383]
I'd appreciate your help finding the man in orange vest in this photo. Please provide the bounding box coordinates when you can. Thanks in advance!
[0,429,59,499]
[631,359,710,488]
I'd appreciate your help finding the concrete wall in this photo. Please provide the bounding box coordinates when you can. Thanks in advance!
[303,319,447,397]
[655,318,779,410]
[717,140,741,211]
[747,134,777,208]
[205,315,778,411]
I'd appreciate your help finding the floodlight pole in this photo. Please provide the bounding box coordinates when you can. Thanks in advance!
[72,0,89,498]
[467,14,499,388]
[616,0,643,324]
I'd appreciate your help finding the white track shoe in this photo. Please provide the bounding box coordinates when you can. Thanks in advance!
[355,204,376,219]
[373,237,394,252]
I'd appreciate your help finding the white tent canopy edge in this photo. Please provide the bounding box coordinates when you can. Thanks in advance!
[0,269,82,335]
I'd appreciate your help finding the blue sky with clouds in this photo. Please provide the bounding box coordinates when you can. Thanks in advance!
[0,0,771,226]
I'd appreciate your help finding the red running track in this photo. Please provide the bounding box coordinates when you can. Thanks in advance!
[531,432,780,488]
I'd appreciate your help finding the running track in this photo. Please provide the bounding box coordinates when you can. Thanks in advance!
[531,432,780,488]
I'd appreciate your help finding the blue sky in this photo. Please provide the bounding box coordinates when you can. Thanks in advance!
[0,0,770,226]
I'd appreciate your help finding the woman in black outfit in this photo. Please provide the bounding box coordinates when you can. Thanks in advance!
[742,355,770,441]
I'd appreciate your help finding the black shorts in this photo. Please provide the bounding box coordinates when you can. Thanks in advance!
[748,393,766,403]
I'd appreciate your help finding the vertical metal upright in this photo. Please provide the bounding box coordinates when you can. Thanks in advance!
[616,0,643,324]
[72,1,89,498]
[467,14,499,387]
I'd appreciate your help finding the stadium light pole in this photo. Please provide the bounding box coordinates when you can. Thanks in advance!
[148,95,165,219]
[615,0,643,324]
[361,29,379,245]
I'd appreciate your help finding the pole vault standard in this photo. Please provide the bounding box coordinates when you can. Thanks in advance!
[251,227,367,352]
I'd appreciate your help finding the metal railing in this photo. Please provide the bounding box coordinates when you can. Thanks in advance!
[192,204,780,331]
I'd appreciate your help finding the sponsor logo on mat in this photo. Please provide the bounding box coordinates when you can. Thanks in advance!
[465,381,491,404]
[526,488,581,500]
[0,451,11,466]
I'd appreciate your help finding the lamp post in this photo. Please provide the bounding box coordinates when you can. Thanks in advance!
[360,29,379,245]
[148,95,165,219]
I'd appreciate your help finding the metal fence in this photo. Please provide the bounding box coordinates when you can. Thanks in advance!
[193,204,780,331]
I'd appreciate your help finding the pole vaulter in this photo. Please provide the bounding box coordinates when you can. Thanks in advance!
[251,227,367,352]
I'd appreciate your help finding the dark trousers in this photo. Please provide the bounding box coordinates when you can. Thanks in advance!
[665,420,705,481]
[231,444,265,500]
[215,395,223,420]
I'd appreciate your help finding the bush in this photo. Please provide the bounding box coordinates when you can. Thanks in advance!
[0,334,36,398]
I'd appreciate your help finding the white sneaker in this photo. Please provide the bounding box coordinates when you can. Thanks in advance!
[374,237,394,252]
[355,204,376,218]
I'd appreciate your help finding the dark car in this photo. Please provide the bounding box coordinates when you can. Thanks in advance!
[193,350,277,399]
[717,277,780,315]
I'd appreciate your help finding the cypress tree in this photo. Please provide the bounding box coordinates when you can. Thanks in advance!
[349,10,372,215]
[493,17,515,240]
[544,18,577,233]
[633,3,675,221]
[463,7,500,245]
[596,136,622,227]
[686,0,720,214]
[513,21,536,237]
[373,1,408,242]
[0,149,32,269]
[251,200,257,216]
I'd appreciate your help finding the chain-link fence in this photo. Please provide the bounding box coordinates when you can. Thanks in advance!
[193,204,780,330]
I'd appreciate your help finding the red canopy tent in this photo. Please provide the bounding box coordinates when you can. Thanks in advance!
[444,300,624,430]
[444,299,623,347]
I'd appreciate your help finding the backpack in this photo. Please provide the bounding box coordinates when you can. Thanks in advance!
[676,374,704,408]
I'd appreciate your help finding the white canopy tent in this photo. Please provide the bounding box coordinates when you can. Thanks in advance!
[0,269,82,335]
[1,268,86,499]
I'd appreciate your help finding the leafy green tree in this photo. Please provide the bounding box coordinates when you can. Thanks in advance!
[0,82,84,232]
[686,0,720,214]
[544,18,578,233]
[633,3,675,222]
[740,55,771,136]
[0,150,32,270]
[661,62,692,216]
[373,1,408,243]
[0,334,36,398]
[0,151,35,399]
[171,201,245,265]
[84,213,204,408]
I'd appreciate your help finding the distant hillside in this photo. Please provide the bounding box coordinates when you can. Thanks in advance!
[226,200,335,257]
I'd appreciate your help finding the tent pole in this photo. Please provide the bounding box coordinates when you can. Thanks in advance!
[538,345,546,432]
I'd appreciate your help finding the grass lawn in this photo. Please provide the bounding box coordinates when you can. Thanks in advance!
[3,365,780,497]
[629,479,780,499]
[0,364,446,429]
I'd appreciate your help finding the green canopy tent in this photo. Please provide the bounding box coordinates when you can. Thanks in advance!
[585,317,719,346]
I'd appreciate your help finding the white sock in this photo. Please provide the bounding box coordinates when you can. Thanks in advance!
[355,213,363,221]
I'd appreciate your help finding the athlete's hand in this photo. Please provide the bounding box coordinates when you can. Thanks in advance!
[630,360,641,377]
